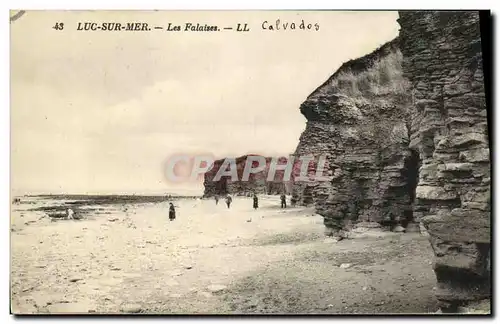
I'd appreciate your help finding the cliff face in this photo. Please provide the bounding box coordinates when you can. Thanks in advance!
[203,155,292,197]
[292,39,417,234]
[293,11,490,311]
[398,11,490,310]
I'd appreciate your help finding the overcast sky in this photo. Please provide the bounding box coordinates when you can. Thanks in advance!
[11,10,400,195]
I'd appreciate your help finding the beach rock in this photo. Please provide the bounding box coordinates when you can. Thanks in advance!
[120,304,142,313]
[107,217,119,222]
[46,302,90,314]
[69,277,84,283]
[207,284,227,293]
[392,225,406,233]
[339,263,352,269]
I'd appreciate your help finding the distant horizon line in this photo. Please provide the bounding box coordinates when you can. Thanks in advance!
[13,192,203,197]
[11,189,204,197]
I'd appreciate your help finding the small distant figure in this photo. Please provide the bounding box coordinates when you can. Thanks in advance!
[225,194,232,209]
[169,202,176,221]
[66,208,75,220]
[12,198,21,204]
[215,195,219,205]
[253,194,259,210]
[280,194,287,208]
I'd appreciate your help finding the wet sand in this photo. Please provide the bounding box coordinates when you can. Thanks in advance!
[10,196,438,314]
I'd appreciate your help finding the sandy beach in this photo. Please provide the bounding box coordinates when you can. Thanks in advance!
[11,195,438,314]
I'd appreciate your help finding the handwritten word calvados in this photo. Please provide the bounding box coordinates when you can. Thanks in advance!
[262,19,320,31]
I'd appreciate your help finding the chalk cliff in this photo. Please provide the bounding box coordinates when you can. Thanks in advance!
[291,38,417,234]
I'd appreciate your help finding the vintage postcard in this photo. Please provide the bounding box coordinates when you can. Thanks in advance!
[10,10,491,315]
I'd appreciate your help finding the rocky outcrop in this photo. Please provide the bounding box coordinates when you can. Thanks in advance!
[291,38,417,234]
[203,155,292,197]
[290,12,490,310]
[398,11,490,311]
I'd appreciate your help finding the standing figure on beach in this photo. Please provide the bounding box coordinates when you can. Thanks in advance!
[66,208,74,220]
[215,195,219,205]
[169,202,176,221]
[225,194,232,209]
[280,194,287,208]
[253,194,259,210]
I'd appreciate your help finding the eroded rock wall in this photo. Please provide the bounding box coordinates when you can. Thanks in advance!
[203,155,291,197]
[292,39,416,234]
[398,11,490,310]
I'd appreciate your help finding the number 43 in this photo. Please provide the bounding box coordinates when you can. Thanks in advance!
[53,22,64,30]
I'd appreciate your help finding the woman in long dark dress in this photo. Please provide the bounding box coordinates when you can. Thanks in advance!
[253,194,259,210]
[225,195,232,209]
[169,202,176,221]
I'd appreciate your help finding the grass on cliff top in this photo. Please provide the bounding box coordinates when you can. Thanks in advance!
[319,49,412,146]
[327,50,411,100]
